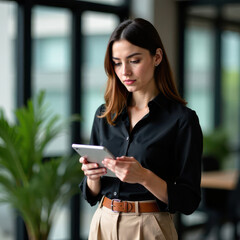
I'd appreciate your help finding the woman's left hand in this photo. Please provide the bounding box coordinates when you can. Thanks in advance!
[102,156,146,184]
[103,156,168,204]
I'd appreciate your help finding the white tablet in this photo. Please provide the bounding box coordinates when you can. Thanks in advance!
[72,144,116,178]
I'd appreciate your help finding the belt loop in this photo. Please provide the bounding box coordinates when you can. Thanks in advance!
[99,196,105,209]
[135,201,140,216]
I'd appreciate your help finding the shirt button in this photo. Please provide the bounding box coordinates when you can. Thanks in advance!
[126,136,129,141]
[113,192,117,196]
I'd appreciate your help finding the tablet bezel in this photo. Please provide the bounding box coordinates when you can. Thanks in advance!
[72,144,116,178]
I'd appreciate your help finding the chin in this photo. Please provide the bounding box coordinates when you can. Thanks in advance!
[126,89,136,93]
[125,86,137,92]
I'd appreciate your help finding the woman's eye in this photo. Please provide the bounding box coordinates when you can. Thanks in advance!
[130,60,140,64]
[113,62,121,66]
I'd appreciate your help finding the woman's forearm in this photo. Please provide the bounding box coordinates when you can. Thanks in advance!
[140,168,168,204]
[87,178,101,197]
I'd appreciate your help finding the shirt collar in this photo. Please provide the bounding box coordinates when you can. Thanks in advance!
[148,92,171,110]
[123,91,171,110]
[120,92,170,119]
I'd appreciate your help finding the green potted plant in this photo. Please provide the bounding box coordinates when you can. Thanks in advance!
[203,127,230,170]
[0,91,82,240]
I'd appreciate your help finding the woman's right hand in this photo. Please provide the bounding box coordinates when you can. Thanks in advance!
[79,156,107,181]
[79,156,105,196]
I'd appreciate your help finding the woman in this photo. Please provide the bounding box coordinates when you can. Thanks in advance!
[80,18,202,240]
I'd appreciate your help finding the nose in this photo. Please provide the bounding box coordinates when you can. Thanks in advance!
[122,63,131,76]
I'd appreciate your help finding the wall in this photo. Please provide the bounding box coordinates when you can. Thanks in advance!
[131,0,178,80]
[153,0,178,80]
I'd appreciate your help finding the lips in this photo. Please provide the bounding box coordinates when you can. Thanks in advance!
[123,80,136,85]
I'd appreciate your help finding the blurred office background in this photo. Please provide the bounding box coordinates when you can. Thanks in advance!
[0,0,240,239]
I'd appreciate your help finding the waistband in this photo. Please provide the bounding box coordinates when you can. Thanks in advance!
[102,196,160,213]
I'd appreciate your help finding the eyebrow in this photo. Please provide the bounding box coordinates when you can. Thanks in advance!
[112,52,142,60]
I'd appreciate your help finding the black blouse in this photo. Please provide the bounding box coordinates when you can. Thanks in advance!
[80,93,203,215]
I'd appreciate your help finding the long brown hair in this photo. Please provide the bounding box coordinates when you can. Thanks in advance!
[101,18,186,125]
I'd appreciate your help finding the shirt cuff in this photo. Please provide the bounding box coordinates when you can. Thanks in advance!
[166,181,201,215]
[79,176,102,206]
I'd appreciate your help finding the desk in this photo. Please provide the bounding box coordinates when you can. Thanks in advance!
[200,170,240,239]
[201,170,239,190]
[177,170,239,240]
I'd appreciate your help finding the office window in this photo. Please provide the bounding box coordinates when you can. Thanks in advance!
[81,11,119,141]
[0,2,16,240]
[184,21,215,133]
[32,6,71,157]
[0,2,16,120]
[222,30,240,168]
[80,11,119,239]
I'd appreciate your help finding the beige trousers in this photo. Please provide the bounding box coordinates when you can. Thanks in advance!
[88,200,178,240]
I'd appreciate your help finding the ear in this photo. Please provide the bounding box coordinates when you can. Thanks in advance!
[154,48,163,67]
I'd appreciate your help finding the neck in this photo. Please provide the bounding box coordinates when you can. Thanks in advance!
[130,89,159,110]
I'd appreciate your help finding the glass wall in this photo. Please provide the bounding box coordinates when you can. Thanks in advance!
[181,5,240,234]
[32,6,72,157]
[81,11,119,141]
[222,30,240,168]
[184,20,215,133]
[0,2,16,240]
[184,7,240,170]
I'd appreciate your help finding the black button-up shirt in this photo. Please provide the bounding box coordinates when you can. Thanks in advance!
[80,93,203,215]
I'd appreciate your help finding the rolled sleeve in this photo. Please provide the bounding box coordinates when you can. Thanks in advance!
[79,177,102,206]
[166,110,203,215]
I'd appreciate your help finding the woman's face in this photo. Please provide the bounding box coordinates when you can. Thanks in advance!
[112,39,161,94]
